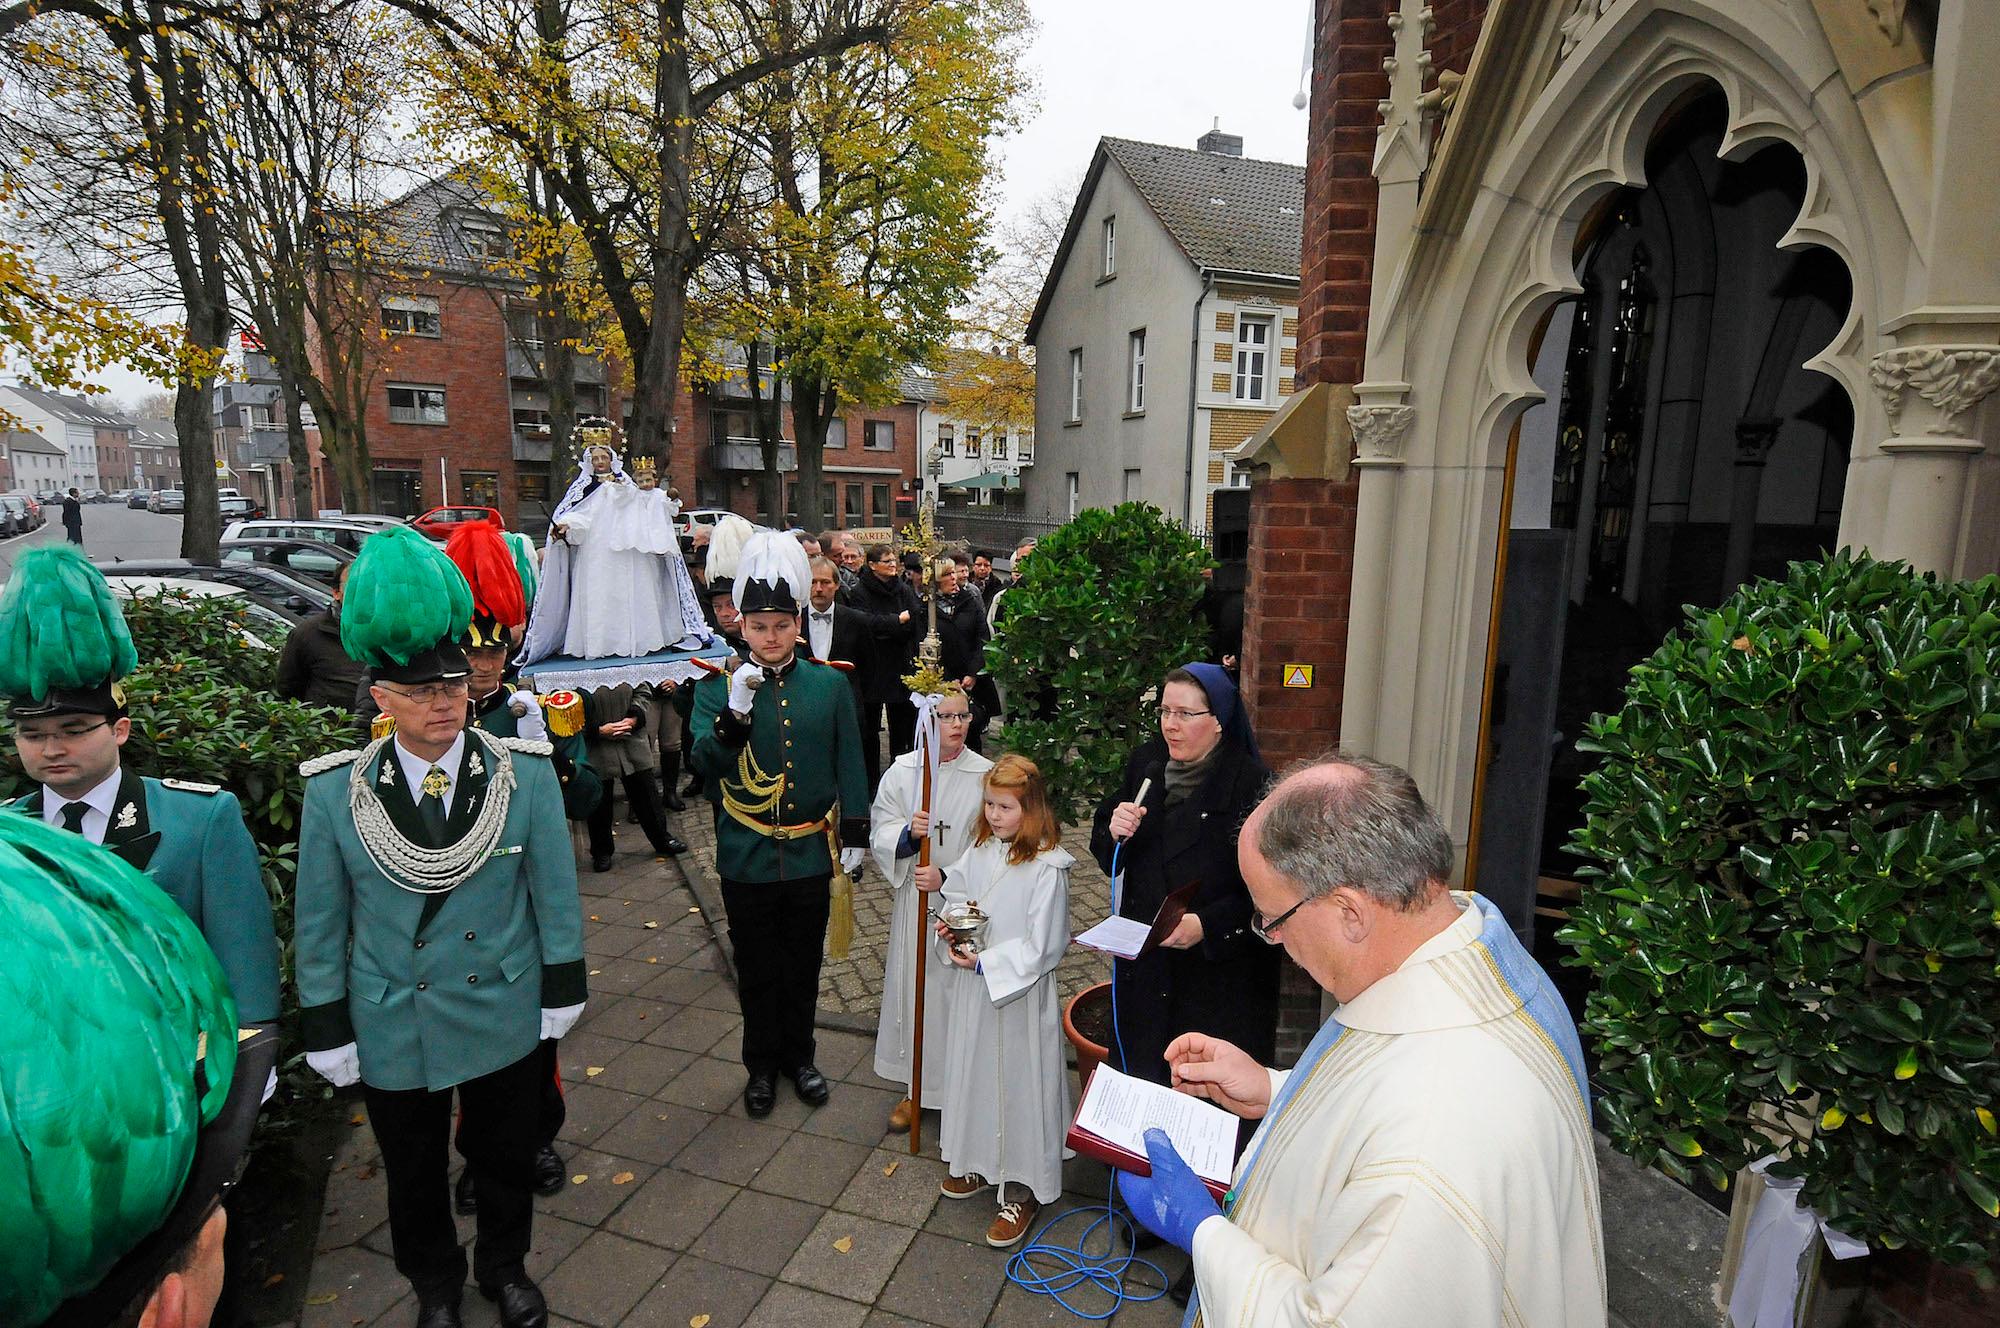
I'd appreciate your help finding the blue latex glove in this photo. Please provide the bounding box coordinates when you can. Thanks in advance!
[1117,1127,1222,1253]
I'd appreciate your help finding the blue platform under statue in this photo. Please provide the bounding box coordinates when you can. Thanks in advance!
[518,642,736,695]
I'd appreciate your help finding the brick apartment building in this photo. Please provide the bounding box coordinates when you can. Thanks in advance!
[127,418,184,492]
[308,177,926,531]
[91,421,133,492]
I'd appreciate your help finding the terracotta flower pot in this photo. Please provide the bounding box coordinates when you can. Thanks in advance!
[1063,981,1113,1102]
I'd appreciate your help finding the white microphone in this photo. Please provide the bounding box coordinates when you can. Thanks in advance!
[1133,776,1153,807]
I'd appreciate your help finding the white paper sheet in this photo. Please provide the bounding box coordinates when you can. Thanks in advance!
[1073,1063,1238,1188]
[1074,915,1153,960]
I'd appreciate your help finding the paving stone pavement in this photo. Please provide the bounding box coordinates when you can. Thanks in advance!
[300,831,1185,1328]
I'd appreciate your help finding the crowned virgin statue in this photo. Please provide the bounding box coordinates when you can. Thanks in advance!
[517,422,711,664]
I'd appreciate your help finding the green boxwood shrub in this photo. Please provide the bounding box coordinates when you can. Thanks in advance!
[1560,552,1999,1268]
[986,502,1212,821]
[1,591,359,1132]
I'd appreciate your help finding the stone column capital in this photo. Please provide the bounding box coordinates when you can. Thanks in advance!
[1347,404,1416,468]
[1868,345,2000,440]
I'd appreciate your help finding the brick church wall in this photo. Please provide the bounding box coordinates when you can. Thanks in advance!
[1248,0,1489,1060]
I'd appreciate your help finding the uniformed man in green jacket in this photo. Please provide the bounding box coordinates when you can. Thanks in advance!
[0,546,281,1032]
[690,530,870,1118]
[295,527,584,1328]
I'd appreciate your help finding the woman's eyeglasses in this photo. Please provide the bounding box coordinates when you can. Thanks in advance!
[1155,705,1212,723]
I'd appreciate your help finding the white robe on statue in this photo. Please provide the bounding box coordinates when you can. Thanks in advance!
[1186,892,1606,1328]
[517,469,709,665]
[934,839,1075,1204]
[869,746,994,1104]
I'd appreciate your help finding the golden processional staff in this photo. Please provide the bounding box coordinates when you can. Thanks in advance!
[899,449,954,1154]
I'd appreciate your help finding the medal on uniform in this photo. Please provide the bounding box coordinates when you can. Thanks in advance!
[420,767,450,800]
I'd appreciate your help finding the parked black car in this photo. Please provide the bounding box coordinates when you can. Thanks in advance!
[217,537,356,589]
[218,494,267,522]
[127,490,152,509]
[92,559,334,616]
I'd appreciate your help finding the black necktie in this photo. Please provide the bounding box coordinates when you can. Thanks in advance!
[58,801,88,835]
[418,765,449,844]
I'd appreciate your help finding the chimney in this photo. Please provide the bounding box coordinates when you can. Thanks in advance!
[1196,119,1242,157]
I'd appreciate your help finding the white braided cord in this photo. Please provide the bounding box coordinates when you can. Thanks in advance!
[347,731,518,895]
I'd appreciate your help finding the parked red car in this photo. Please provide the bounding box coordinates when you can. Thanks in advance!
[408,506,504,541]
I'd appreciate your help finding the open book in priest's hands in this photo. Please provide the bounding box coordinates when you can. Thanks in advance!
[1065,1063,1238,1201]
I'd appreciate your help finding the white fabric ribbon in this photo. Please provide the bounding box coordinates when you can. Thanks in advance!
[1727,1156,1868,1328]
[909,690,943,836]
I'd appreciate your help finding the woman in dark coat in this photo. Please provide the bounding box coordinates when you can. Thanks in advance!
[1089,662,1277,1088]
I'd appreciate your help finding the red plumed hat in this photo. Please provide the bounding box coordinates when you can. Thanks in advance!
[445,519,526,644]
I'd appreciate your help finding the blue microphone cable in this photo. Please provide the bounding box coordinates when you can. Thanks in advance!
[1001,835,1170,1318]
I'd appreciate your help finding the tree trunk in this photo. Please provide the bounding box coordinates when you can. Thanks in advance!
[748,341,783,523]
[279,375,312,520]
[791,373,836,532]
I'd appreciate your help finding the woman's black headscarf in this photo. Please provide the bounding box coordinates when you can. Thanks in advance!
[1178,660,1260,764]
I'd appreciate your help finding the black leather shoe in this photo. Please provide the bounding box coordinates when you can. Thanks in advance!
[533,1144,565,1196]
[478,1279,548,1328]
[663,784,686,812]
[744,1070,777,1118]
[1168,1264,1195,1307]
[590,852,613,873]
[653,832,689,857]
[453,1165,477,1215]
[682,773,703,799]
[790,1064,830,1106]
[415,1297,463,1328]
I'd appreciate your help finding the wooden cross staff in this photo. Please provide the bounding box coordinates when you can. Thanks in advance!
[898,499,950,1153]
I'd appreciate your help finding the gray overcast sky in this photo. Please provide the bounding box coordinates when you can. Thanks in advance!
[62,0,1314,410]
[996,0,1313,220]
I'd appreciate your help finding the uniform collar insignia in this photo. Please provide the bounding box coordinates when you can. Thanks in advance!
[468,750,484,777]
[378,757,396,788]
[114,801,138,830]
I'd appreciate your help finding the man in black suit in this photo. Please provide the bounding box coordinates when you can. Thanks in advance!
[814,552,912,790]
[61,487,84,546]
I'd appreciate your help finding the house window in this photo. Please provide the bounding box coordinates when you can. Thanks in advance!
[1102,216,1116,278]
[1128,329,1147,413]
[991,432,1008,461]
[844,483,862,522]
[864,419,895,450]
[1018,431,1033,462]
[1234,315,1272,402]
[461,470,499,507]
[938,423,954,457]
[513,408,551,436]
[459,221,510,258]
[387,384,447,425]
[575,384,606,415]
[826,418,847,450]
[871,482,891,520]
[1123,469,1141,501]
[1065,472,1079,518]
[1068,349,1083,422]
[381,295,441,337]
[966,428,981,459]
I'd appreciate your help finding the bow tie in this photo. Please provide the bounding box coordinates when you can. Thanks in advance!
[812,611,834,623]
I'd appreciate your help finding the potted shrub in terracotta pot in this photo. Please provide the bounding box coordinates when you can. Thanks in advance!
[1561,553,1999,1317]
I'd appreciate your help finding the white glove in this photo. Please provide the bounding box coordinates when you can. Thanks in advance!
[307,1043,360,1088]
[839,847,866,874]
[728,661,762,716]
[510,689,548,743]
[541,1002,586,1041]
[262,1067,279,1104]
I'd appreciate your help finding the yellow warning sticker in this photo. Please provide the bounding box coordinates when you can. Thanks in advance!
[1282,664,1314,689]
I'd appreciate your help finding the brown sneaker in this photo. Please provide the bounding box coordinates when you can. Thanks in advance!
[986,1195,1040,1249]
[887,1098,914,1132]
[939,1172,992,1200]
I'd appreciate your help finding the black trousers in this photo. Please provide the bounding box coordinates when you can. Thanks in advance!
[587,770,674,858]
[64,526,82,545]
[968,675,1003,752]
[365,1047,542,1301]
[719,874,830,1075]
[860,698,916,790]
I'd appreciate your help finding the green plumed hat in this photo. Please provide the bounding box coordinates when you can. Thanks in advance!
[0,811,244,1327]
[339,526,475,684]
[0,545,138,717]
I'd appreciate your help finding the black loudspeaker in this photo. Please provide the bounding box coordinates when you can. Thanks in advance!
[1210,488,1250,564]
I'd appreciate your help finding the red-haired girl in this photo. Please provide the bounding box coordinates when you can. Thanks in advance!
[920,753,1074,1249]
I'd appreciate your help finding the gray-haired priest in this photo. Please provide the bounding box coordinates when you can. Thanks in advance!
[295,528,585,1328]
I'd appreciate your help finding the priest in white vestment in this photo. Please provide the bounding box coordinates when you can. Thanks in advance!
[1120,755,1606,1328]
[868,688,993,1129]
